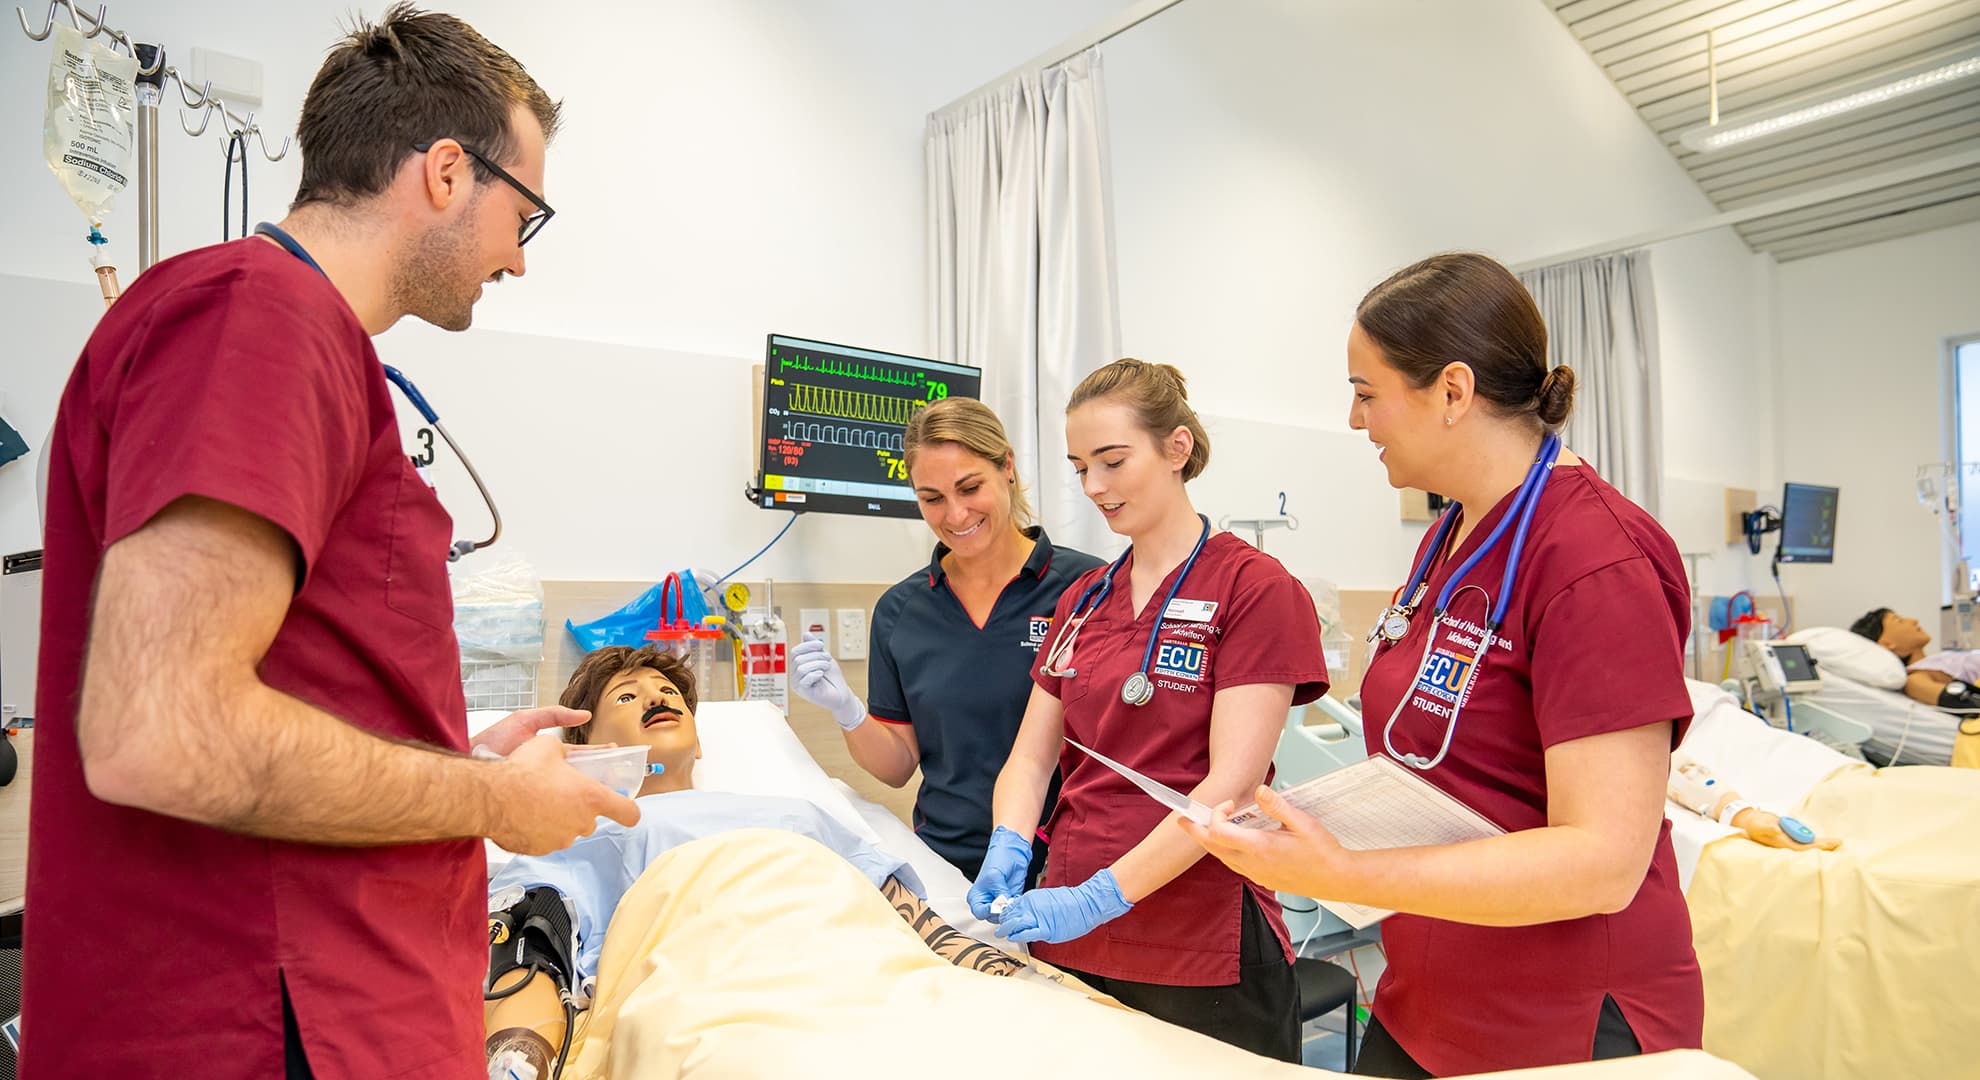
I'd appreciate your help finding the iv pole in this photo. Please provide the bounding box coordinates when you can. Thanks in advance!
[16,0,291,275]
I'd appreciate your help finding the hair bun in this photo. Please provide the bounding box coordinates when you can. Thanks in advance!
[1153,362,1190,401]
[1536,365,1576,428]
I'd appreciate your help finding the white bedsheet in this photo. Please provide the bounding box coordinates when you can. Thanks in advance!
[1802,671,1960,766]
[1665,680,1868,889]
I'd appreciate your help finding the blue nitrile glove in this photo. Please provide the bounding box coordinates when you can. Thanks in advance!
[791,636,868,731]
[994,869,1133,945]
[967,825,1034,922]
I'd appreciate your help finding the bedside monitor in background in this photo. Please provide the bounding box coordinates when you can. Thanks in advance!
[1778,482,1839,564]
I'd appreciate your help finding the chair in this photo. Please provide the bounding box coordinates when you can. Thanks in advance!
[1294,956,1358,1071]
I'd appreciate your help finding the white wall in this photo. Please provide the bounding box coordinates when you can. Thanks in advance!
[1650,228,1782,598]
[1776,219,1980,635]
[1102,0,1776,594]
[0,0,1130,566]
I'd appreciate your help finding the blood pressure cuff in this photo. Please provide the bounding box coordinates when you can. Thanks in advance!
[1937,681,1980,714]
[487,885,580,1004]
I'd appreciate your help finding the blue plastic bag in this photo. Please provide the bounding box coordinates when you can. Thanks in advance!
[566,571,713,653]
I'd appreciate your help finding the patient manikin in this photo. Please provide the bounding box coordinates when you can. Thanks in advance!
[483,645,1021,1079]
[1667,753,1840,851]
[1849,607,1980,713]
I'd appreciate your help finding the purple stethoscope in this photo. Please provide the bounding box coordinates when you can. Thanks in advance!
[1368,432,1561,770]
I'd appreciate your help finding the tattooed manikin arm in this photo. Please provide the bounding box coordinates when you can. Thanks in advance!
[878,875,1024,976]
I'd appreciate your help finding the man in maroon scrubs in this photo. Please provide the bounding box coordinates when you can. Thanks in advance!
[23,8,637,1078]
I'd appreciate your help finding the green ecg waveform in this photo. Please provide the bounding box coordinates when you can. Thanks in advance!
[780,353,926,388]
[786,384,924,425]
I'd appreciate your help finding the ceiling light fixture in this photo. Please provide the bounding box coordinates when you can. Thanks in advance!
[1680,45,1980,154]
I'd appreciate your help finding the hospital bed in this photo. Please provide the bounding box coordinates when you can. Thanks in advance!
[1777,625,1974,767]
[1670,680,1980,1078]
[1801,669,1965,766]
[473,702,1750,1079]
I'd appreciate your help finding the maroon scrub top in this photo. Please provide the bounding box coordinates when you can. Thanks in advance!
[25,239,483,1079]
[1360,463,1704,1075]
[1030,532,1328,985]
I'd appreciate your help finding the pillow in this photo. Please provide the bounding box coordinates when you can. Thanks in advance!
[1785,627,1907,690]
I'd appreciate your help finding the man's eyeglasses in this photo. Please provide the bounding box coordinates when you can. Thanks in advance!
[412,140,555,246]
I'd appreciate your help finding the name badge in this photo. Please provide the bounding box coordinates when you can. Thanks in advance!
[1163,598,1218,623]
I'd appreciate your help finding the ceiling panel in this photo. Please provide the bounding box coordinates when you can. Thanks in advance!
[1549,0,1980,259]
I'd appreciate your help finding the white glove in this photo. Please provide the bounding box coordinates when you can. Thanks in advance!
[791,636,868,731]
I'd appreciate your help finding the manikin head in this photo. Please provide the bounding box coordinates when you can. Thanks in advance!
[561,645,699,790]
[1850,608,1931,662]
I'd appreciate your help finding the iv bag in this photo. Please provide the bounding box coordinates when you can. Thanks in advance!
[43,23,137,222]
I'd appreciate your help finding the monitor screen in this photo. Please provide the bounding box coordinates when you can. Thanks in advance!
[756,334,982,519]
[1778,482,1839,564]
[1771,643,1817,684]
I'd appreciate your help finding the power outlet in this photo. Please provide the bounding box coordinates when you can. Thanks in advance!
[798,608,830,645]
[835,609,868,661]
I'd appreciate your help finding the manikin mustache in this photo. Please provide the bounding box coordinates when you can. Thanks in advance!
[641,703,685,727]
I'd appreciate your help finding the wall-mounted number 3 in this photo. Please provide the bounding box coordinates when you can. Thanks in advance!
[413,427,437,467]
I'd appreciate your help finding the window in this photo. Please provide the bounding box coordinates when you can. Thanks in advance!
[1955,338,1980,578]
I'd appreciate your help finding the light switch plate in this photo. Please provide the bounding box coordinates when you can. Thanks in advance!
[835,609,867,660]
[799,608,830,644]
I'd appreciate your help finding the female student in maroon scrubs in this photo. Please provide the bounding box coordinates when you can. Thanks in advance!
[1186,254,1704,1077]
[969,359,1329,1061]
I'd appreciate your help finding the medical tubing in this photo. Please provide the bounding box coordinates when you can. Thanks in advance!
[1380,437,1557,771]
[1782,694,1794,733]
[1489,434,1560,626]
[712,511,798,587]
[1771,558,1793,637]
[381,364,440,424]
[1044,549,1133,676]
[433,419,502,559]
[552,999,575,1080]
[1397,508,1462,613]
[1432,446,1548,615]
[222,132,244,240]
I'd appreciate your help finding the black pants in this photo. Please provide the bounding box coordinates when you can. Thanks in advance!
[1353,994,1641,1077]
[1056,892,1301,1063]
[284,980,314,1080]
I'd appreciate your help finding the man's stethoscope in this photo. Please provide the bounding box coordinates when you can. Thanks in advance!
[1368,432,1561,770]
[254,222,502,561]
[1040,514,1212,707]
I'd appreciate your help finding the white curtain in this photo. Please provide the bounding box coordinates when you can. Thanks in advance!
[1518,251,1663,515]
[926,50,1121,556]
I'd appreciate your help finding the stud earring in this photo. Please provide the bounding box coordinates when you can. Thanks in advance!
[1445,416,1455,426]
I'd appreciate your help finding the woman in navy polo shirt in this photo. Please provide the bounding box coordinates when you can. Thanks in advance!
[791,398,1103,880]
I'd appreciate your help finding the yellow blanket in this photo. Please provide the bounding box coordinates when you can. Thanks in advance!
[564,829,1747,1080]
[1689,765,1980,1078]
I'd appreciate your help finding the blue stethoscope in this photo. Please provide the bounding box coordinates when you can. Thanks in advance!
[1039,514,1212,707]
[1369,432,1561,770]
[254,222,502,561]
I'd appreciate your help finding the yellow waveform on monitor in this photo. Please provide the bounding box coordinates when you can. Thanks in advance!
[786,383,925,424]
